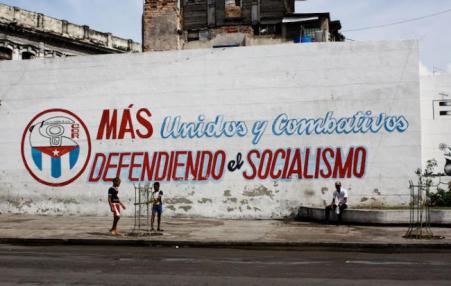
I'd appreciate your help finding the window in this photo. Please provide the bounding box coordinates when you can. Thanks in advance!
[225,0,241,18]
[0,47,12,61]
[21,51,35,60]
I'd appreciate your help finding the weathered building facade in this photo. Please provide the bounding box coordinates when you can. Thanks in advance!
[143,0,344,52]
[0,3,141,61]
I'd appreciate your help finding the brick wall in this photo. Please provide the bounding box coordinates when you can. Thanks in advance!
[143,0,181,52]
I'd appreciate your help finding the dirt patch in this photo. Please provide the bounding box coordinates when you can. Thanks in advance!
[7,198,32,209]
[304,189,315,197]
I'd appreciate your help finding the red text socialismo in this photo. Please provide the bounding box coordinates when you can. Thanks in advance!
[88,147,366,183]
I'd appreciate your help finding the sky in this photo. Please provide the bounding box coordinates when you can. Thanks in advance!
[1,0,450,73]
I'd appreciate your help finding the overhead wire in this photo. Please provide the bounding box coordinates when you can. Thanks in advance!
[343,7,451,32]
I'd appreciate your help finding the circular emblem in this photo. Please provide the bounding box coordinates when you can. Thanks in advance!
[21,109,91,187]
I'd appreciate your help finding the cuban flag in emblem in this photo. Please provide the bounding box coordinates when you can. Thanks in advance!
[29,116,80,179]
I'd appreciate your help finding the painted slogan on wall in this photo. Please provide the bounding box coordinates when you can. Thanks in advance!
[21,109,92,187]
[21,106,409,187]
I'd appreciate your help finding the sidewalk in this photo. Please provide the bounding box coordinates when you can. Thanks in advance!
[1,214,451,250]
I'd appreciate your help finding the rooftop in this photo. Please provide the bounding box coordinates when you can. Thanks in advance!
[0,3,141,53]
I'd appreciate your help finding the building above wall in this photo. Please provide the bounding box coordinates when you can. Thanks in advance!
[142,0,344,52]
[0,3,141,61]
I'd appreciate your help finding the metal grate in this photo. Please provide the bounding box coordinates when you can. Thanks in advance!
[404,179,433,239]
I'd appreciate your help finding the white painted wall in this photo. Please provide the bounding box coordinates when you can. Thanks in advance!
[0,40,420,218]
[421,74,451,175]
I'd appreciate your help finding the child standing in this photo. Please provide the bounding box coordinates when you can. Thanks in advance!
[151,181,163,231]
[108,177,126,235]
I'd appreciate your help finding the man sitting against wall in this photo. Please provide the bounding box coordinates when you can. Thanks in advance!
[325,181,348,224]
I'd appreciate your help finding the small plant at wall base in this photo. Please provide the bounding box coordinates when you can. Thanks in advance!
[414,159,436,190]
[416,159,451,207]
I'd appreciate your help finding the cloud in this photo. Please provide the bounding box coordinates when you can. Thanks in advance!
[65,0,83,12]
[2,0,451,65]
[419,62,433,76]
[296,0,451,76]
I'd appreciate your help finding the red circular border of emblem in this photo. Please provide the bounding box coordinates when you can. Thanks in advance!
[20,108,92,187]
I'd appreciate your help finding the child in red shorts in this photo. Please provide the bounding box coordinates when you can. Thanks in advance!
[108,177,126,235]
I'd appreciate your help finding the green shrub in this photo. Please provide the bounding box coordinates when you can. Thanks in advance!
[416,159,451,207]
[429,182,451,207]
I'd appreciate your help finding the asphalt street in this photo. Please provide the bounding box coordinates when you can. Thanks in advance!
[1,244,451,285]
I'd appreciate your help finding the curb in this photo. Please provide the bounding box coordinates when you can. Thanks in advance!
[296,207,451,226]
[1,237,451,252]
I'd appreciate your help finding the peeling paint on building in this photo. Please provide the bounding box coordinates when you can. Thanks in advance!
[223,197,238,203]
[198,198,212,204]
[178,206,192,212]
[243,185,274,199]
[165,205,176,211]
[304,189,315,197]
[165,198,193,205]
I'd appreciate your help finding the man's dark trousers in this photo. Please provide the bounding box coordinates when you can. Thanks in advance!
[325,204,347,223]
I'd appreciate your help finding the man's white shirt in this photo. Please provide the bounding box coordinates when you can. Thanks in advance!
[333,189,348,204]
